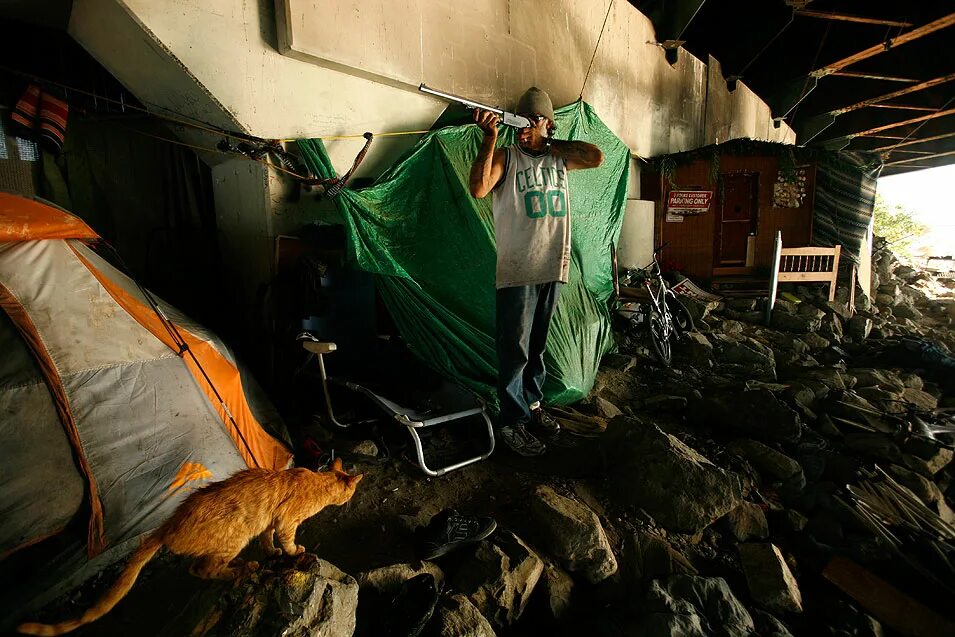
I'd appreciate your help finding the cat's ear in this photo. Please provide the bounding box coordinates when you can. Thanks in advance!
[331,457,344,473]
[346,474,363,488]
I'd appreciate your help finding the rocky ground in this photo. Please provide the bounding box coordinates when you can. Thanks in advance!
[14,241,955,637]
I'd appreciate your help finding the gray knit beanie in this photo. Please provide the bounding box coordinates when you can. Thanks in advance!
[516,87,555,123]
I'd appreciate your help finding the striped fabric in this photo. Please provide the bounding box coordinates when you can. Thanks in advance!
[7,83,69,153]
[38,91,68,152]
[10,83,40,132]
[812,150,882,266]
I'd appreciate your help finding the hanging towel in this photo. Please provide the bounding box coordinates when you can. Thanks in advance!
[8,83,69,154]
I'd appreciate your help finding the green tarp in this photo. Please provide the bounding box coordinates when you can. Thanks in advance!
[297,100,629,409]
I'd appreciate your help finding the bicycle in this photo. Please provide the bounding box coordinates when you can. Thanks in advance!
[614,243,694,366]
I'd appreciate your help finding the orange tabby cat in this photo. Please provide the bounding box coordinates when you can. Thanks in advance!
[18,458,362,636]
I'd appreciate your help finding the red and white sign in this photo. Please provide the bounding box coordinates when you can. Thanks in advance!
[666,190,713,214]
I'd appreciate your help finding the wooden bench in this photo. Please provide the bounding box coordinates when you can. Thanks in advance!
[777,244,842,302]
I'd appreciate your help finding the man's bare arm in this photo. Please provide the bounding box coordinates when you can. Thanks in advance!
[549,139,604,170]
[469,110,506,198]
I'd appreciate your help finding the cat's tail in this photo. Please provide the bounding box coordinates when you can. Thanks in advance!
[17,535,163,636]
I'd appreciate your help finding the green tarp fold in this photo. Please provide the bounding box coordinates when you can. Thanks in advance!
[297,100,629,408]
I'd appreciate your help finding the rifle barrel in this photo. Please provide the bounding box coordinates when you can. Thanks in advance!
[418,84,503,116]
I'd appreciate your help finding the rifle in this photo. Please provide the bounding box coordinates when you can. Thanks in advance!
[418,84,532,129]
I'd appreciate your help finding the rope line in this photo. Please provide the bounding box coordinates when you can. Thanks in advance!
[579,0,614,100]
[0,63,429,144]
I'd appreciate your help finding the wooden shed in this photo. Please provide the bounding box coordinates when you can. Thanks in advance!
[641,140,818,283]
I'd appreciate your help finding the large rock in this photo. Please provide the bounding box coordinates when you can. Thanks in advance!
[452,531,543,628]
[695,389,802,444]
[357,562,444,595]
[634,575,756,637]
[622,531,697,588]
[892,303,923,321]
[887,465,943,506]
[847,368,905,394]
[175,557,359,637]
[605,420,742,534]
[901,387,938,411]
[679,331,715,366]
[771,311,822,334]
[825,390,893,433]
[818,313,844,343]
[529,486,617,583]
[751,609,796,637]
[682,297,723,322]
[537,561,574,621]
[846,316,873,341]
[713,334,776,372]
[739,544,803,614]
[721,502,770,542]
[429,594,496,637]
[728,439,805,494]
[902,438,953,476]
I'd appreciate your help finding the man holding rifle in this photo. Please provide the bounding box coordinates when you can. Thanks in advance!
[469,87,604,457]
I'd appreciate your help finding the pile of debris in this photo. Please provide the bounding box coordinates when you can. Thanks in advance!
[577,237,955,636]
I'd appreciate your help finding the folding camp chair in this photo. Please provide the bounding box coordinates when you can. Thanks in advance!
[300,337,495,476]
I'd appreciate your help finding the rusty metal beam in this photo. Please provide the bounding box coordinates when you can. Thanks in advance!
[888,149,936,154]
[829,74,955,115]
[847,107,955,139]
[873,131,955,151]
[812,13,955,78]
[831,71,917,82]
[795,9,913,28]
[885,148,955,166]
[869,104,937,111]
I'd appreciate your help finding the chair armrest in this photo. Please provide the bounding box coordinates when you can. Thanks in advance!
[302,341,337,355]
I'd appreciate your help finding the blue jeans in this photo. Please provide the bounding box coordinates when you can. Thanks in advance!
[495,282,562,429]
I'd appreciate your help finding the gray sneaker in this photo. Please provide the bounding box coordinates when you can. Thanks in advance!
[498,425,546,456]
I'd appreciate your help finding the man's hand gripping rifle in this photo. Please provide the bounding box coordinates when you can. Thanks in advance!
[418,84,532,129]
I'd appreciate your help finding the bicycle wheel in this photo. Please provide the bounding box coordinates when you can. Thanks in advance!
[665,295,695,337]
[648,311,672,367]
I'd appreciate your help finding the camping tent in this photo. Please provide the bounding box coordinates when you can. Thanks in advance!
[0,193,292,621]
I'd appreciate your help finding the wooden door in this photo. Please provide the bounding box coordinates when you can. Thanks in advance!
[715,173,758,267]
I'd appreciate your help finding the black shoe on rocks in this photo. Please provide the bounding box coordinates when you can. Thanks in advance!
[499,425,547,456]
[383,573,440,637]
[530,407,560,437]
[417,509,498,560]
[528,408,577,447]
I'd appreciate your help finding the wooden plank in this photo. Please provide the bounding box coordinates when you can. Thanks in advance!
[795,9,913,28]
[779,272,835,282]
[830,245,841,301]
[780,247,838,256]
[812,13,955,78]
[823,556,955,637]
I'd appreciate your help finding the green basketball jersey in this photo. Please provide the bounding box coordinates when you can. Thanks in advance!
[492,145,571,288]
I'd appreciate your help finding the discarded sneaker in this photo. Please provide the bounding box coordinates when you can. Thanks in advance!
[498,425,546,456]
[383,573,440,637]
[417,509,497,560]
[530,406,560,437]
[529,408,579,448]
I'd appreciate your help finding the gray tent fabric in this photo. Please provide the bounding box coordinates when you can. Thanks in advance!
[0,311,85,558]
